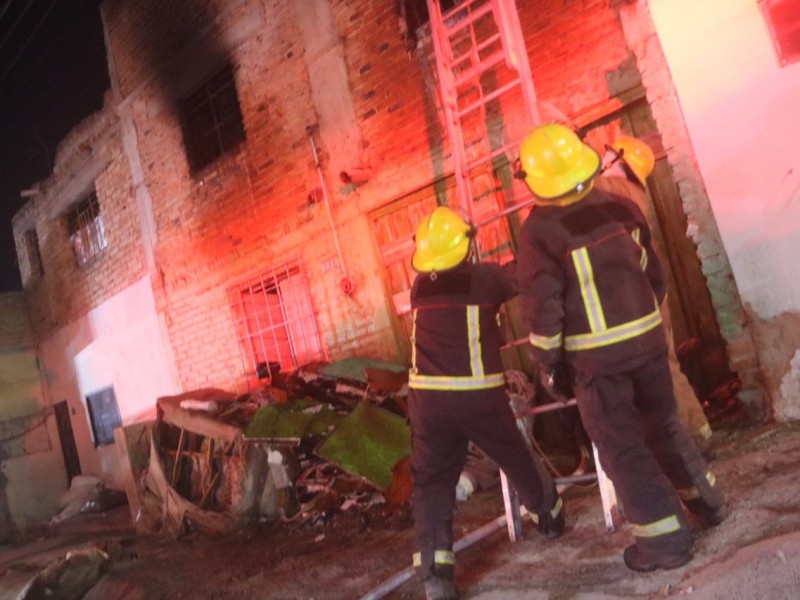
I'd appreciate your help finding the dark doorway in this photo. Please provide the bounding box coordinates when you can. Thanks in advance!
[54,401,81,484]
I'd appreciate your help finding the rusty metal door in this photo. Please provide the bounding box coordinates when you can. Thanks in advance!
[581,98,735,399]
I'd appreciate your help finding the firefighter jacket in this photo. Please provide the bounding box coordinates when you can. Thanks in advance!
[409,262,514,392]
[517,187,668,374]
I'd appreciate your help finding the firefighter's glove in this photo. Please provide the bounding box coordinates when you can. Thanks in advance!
[538,364,573,404]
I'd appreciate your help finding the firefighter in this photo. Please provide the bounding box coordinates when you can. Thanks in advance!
[596,135,714,453]
[515,123,726,572]
[408,206,563,599]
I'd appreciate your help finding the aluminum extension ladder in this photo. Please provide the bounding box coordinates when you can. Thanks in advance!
[426,0,540,220]
[426,0,618,540]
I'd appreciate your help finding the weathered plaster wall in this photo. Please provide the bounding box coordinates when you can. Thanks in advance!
[39,277,178,490]
[0,293,64,536]
[650,0,800,419]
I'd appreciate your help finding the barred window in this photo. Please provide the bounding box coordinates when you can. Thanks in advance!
[180,62,246,173]
[25,228,44,277]
[229,263,324,383]
[67,190,107,267]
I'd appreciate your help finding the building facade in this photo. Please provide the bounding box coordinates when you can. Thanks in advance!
[12,0,798,510]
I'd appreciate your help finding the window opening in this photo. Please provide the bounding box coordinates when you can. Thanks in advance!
[180,61,246,173]
[25,227,44,277]
[85,386,122,447]
[759,0,800,67]
[67,190,107,266]
[229,263,324,384]
[400,0,458,49]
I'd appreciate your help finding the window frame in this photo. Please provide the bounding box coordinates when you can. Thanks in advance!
[66,189,107,267]
[179,61,247,174]
[85,385,122,447]
[24,227,44,278]
[228,262,325,384]
[759,0,800,67]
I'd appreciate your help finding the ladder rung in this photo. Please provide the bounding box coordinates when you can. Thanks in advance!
[448,32,503,71]
[454,77,522,119]
[443,2,494,37]
[453,49,507,88]
[464,139,519,171]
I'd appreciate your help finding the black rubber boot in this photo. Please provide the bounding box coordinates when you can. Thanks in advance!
[424,576,459,600]
[531,496,565,538]
[685,498,728,527]
[623,544,692,572]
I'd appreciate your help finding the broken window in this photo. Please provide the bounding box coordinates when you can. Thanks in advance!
[180,61,246,173]
[86,386,122,447]
[67,190,107,267]
[229,263,324,383]
[759,0,800,66]
[25,227,44,278]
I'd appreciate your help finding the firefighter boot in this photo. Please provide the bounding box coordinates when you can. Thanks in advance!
[684,497,728,528]
[530,496,565,538]
[424,576,459,600]
[623,544,692,572]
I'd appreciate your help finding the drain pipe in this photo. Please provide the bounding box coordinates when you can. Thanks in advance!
[306,125,355,295]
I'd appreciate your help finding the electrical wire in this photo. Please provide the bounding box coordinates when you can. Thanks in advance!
[0,0,60,87]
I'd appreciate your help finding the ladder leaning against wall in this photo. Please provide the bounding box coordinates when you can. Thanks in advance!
[425,0,618,540]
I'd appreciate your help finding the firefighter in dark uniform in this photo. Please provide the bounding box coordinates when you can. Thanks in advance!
[597,135,714,453]
[408,206,563,600]
[515,124,726,572]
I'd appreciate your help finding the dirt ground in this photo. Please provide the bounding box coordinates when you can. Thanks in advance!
[3,418,800,599]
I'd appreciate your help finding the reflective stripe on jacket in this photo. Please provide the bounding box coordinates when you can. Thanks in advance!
[409,262,515,392]
[518,187,668,374]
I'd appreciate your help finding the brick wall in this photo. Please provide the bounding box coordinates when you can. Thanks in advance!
[11,103,148,339]
[11,0,756,407]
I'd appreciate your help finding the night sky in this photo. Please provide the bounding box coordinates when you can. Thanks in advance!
[0,0,108,291]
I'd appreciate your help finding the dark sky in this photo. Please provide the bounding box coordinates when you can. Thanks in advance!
[0,0,108,291]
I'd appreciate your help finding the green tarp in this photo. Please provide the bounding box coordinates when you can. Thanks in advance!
[314,401,411,491]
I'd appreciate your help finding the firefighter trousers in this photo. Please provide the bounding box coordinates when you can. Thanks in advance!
[408,387,557,581]
[573,351,723,558]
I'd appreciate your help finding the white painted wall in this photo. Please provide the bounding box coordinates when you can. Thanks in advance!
[40,276,179,491]
[649,0,800,320]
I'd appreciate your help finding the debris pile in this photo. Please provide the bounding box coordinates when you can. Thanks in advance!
[122,358,418,536]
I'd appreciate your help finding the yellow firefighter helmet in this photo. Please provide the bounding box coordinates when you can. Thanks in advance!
[518,123,600,202]
[611,135,655,187]
[412,206,474,273]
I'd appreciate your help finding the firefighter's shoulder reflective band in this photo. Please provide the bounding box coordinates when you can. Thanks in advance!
[706,471,717,487]
[408,373,506,390]
[529,331,562,350]
[413,552,421,567]
[630,514,681,538]
[699,423,712,440]
[434,549,455,565]
[564,307,662,351]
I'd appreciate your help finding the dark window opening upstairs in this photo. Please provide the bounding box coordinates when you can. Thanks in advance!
[180,62,246,173]
[67,190,107,267]
[400,0,458,49]
[25,228,44,278]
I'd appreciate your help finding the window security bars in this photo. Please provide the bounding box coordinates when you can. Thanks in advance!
[67,191,107,267]
[180,62,246,173]
[229,263,324,383]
